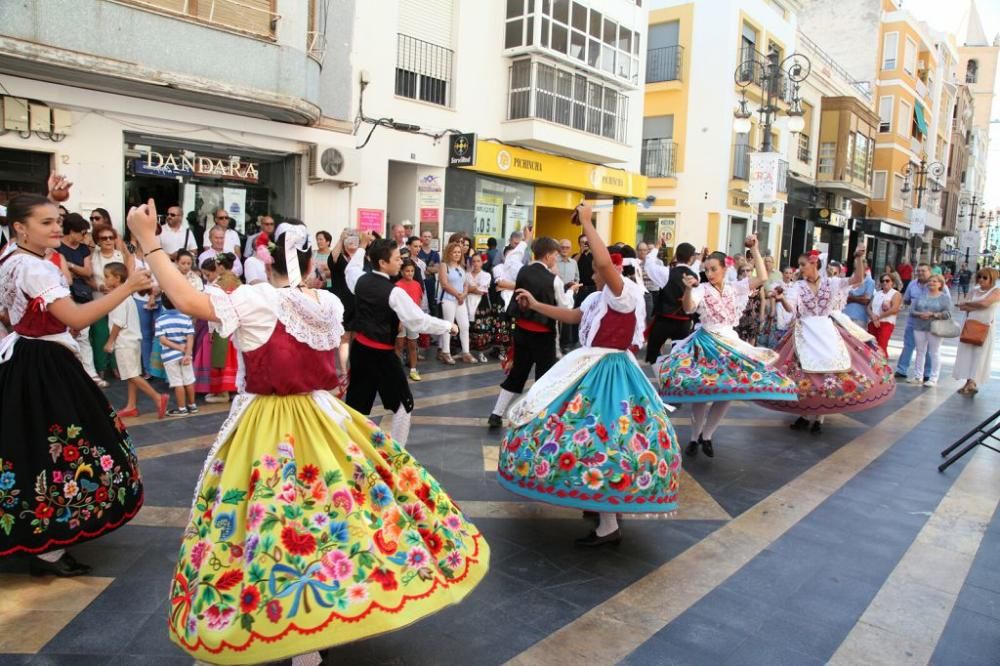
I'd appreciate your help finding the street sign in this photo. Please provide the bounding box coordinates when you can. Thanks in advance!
[448,133,477,167]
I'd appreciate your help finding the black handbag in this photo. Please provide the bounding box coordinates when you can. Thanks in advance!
[70,280,94,303]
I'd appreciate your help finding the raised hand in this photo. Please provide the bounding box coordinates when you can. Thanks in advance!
[126,200,160,250]
[125,269,154,294]
[682,274,700,289]
[47,173,72,202]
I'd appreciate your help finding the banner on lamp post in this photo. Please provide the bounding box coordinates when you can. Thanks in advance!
[748,152,780,204]
[909,208,926,236]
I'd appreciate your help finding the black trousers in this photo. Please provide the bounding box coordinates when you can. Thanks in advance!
[501,328,557,394]
[645,316,694,364]
[345,340,414,414]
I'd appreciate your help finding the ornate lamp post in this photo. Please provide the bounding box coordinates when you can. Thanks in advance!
[900,159,943,262]
[959,195,984,264]
[733,47,811,235]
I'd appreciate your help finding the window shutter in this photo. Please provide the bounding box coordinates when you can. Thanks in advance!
[399,0,455,48]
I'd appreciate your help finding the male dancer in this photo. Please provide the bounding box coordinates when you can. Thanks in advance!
[487,230,573,429]
[346,232,456,446]
[644,239,701,363]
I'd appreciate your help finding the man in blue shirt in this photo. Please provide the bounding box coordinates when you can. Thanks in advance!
[418,230,441,317]
[895,263,950,380]
[844,270,875,328]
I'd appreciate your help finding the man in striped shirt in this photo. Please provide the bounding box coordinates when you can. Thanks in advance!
[155,294,198,416]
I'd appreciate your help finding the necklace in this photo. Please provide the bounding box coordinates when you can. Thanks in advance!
[19,246,46,259]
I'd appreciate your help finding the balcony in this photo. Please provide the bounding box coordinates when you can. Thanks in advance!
[646,46,683,84]
[396,34,454,107]
[641,139,677,178]
[733,143,751,180]
[503,58,633,163]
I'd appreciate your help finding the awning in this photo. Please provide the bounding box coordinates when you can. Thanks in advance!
[913,103,928,135]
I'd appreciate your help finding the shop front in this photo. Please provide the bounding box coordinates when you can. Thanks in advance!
[863,218,910,276]
[125,135,301,240]
[444,137,646,251]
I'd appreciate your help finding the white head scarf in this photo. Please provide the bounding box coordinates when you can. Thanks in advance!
[275,222,311,287]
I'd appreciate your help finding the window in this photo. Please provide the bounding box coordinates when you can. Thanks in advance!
[643,115,674,140]
[395,33,454,106]
[505,0,534,49]
[798,131,811,163]
[882,31,898,70]
[903,37,916,75]
[818,142,835,176]
[873,171,888,200]
[740,22,758,80]
[892,174,905,210]
[525,1,637,82]
[120,0,277,37]
[966,59,978,83]
[878,96,893,133]
[852,133,868,181]
[508,59,629,142]
[647,21,681,82]
[898,100,911,138]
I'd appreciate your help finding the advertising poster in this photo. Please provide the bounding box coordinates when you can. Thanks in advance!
[475,195,502,238]
[357,208,385,234]
[504,204,530,240]
[223,187,247,233]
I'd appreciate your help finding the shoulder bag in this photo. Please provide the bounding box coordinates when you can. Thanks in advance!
[930,316,961,338]
[959,318,990,347]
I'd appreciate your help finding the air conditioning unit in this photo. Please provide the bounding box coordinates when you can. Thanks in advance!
[307,144,361,184]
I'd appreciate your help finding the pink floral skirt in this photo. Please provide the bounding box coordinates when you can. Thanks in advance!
[759,326,896,415]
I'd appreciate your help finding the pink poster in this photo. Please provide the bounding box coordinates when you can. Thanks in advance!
[420,207,439,223]
[357,208,385,234]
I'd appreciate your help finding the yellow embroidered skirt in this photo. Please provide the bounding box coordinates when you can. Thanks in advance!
[168,395,489,664]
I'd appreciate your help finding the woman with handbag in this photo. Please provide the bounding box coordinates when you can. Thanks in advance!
[953,268,1000,395]
[909,274,954,387]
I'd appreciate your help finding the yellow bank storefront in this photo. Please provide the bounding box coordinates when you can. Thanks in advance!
[443,138,647,251]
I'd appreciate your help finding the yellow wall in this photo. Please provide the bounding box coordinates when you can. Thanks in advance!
[645,3,694,181]
[533,186,584,250]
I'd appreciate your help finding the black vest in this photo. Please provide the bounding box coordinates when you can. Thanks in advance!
[655,264,699,317]
[509,263,558,330]
[352,273,400,345]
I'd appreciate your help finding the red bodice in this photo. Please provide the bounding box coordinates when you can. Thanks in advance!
[590,308,637,351]
[241,322,339,395]
[13,297,68,337]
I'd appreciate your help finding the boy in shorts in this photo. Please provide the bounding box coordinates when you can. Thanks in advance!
[155,293,198,416]
[102,262,168,419]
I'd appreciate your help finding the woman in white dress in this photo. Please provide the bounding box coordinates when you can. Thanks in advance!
[954,267,1000,395]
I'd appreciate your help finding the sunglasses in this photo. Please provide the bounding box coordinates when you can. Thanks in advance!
[98,236,115,241]
[216,216,229,221]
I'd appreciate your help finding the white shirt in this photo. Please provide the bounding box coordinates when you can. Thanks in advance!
[160,224,196,256]
[870,288,899,326]
[199,248,244,277]
[244,256,268,284]
[504,241,529,282]
[209,225,241,255]
[345,247,452,336]
[643,253,670,290]
[109,297,142,343]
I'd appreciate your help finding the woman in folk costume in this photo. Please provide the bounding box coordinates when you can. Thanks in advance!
[0,183,149,577]
[759,247,895,433]
[656,236,798,458]
[125,203,488,664]
[497,204,682,547]
[193,252,240,404]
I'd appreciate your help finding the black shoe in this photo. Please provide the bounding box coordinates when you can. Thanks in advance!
[575,528,622,547]
[29,552,91,577]
[685,440,699,456]
[790,417,810,431]
[700,437,714,458]
[810,421,822,434]
[487,413,503,430]
[894,371,908,379]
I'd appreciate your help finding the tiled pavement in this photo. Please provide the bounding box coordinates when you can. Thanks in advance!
[2,331,1000,665]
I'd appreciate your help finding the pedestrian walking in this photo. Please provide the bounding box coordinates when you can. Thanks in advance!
[908,274,953,387]
[867,274,902,357]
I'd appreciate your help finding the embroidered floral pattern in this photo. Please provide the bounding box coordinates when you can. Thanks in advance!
[498,389,681,510]
[170,427,484,651]
[0,420,142,538]
[658,330,798,402]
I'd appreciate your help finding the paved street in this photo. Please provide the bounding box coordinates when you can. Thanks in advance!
[2,329,1000,665]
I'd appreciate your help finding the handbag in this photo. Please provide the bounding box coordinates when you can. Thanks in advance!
[960,319,990,347]
[70,280,94,303]
[930,317,960,338]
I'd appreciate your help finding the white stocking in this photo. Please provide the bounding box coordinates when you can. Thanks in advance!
[492,388,517,417]
[37,549,65,562]
[701,402,731,440]
[596,512,619,537]
[690,403,710,441]
[390,405,412,447]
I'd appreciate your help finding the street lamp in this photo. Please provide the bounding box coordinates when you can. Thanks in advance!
[900,158,943,262]
[733,47,811,235]
[958,194,984,265]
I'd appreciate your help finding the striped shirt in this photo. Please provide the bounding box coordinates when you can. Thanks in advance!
[154,309,195,364]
